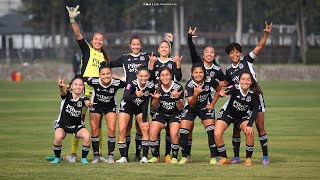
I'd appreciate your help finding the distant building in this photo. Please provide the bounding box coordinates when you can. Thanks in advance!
[0,0,22,17]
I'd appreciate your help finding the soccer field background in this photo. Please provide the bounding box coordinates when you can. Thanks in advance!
[0,80,319,179]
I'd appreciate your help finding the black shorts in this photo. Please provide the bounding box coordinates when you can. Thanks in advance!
[119,100,142,116]
[54,120,85,138]
[89,105,116,114]
[152,112,181,125]
[180,107,215,121]
[217,109,249,128]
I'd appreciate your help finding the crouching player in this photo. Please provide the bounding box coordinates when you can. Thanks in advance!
[215,71,260,166]
[51,75,94,164]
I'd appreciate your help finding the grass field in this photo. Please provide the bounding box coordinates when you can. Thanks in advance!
[0,80,320,179]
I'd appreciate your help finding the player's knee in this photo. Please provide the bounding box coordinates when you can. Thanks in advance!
[108,126,115,134]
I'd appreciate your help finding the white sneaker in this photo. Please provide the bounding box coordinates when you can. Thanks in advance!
[140,156,148,163]
[116,157,128,163]
[66,155,77,163]
[91,156,100,164]
[99,156,107,162]
[106,155,115,163]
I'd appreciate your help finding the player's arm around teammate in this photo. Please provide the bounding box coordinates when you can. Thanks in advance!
[214,71,260,166]
[51,76,94,164]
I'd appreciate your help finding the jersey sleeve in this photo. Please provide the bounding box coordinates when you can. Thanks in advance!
[185,84,194,98]
[61,90,70,99]
[85,77,94,86]
[247,94,259,127]
[119,79,127,88]
[123,83,137,101]
[244,52,256,64]
[210,78,220,89]
[225,70,233,84]
[225,85,236,96]
[177,85,184,100]
[110,55,124,68]
[174,63,182,81]
[188,33,202,64]
[215,69,226,81]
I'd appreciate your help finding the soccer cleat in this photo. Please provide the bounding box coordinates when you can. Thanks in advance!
[230,157,241,164]
[116,157,128,163]
[98,155,107,162]
[262,156,269,165]
[178,157,188,164]
[134,155,142,162]
[187,155,192,163]
[245,158,252,166]
[210,157,217,165]
[217,157,230,165]
[47,155,65,161]
[148,157,160,163]
[91,156,100,164]
[140,156,148,163]
[125,156,130,162]
[81,158,89,164]
[106,155,115,163]
[51,157,61,164]
[66,155,77,163]
[164,154,171,163]
[171,158,178,164]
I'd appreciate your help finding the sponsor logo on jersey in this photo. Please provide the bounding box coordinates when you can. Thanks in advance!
[128,58,131,61]
[232,100,249,112]
[97,88,100,91]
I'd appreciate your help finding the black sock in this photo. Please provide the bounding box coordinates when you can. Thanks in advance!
[135,134,142,157]
[91,136,99,157]
[53,145,61,158]
[155,134,161,157]
[141,140,149,158]
[165,133,171,156]
[150,140,159,157]
[205,125,217,158]
[259,134,268,156]
[217,144,227,158]
[108,136,116,156]
[246,144,254,158]
[125,136,131,158]
[179,128,189,158]
[82,145,90,158]
[187,139,192,156]
[118,142,127,157]
[171,143,179,159]
[232,136,241,157]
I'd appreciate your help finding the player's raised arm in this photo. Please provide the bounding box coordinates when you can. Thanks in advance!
[252,21,272,56]
[66,5,83,40]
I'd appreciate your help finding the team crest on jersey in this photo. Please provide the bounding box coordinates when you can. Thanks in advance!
[205,85,209,91]
[109,88,114,93]
[246,96,251,102]
[77,101,82,107]
[210,71,215,77]
[168,63,172,69]
[140,56,145,61]
[144,91,150,96]
[239,63,244,69]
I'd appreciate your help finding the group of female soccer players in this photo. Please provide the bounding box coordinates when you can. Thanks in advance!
[50,5,272,166]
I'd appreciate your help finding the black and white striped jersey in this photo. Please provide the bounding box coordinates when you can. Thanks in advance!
[219,84,259,127]
[56,91,88,127]
[109,53,150,82]
[155,81,184,115]
[87,77,126,109]
[225,52,257,85]
[184,78,219,109]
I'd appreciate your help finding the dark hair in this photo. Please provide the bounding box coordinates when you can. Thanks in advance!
[225,43,242,54]
[136,64,149,73]
[239,70,262,96]
[191,63,206,81]
[157,67,173,93]
[99,61,111,72]
[92,32,110,64]
[70,74,84,85]
[159,40,171,50]
[130,34,142,45]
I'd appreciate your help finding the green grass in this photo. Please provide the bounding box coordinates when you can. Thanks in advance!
[0,80,319,179]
